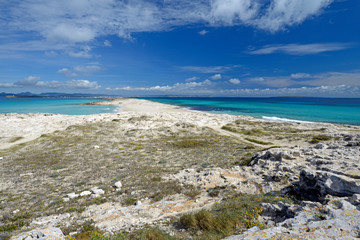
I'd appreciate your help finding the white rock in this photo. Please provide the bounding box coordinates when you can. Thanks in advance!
[67,193,79,199]
[94,145,100,149]
[12,209,20,214]
[91,194,100,198]
[80,191,92,197]
[62,198,70,202]
[92,188,105,195]
[0,157,3,160]
[113,181,122,190]
[9,227,64,240]
[135,200,142,206]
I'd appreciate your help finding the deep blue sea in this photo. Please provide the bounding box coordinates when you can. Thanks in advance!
[0,97,117,115]
[143,97,360,126]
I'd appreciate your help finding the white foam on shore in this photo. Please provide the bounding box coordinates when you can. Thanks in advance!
[113,106,122,113]
[262,116,312,123]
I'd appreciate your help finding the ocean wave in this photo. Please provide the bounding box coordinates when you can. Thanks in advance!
[262,116,312,123]
[113,106,122,113]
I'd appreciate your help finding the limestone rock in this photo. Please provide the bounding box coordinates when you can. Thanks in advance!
[351,194,360,205]
[294,169,360,201]
[10,227,64,240]
[67,192,79,199]
[113,181,122,191]
[80,191,92,197]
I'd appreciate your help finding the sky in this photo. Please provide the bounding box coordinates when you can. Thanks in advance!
[0,0,359,97]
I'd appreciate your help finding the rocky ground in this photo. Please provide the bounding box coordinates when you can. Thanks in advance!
[0,98,359,240]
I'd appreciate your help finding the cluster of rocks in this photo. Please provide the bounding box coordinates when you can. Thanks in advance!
[225,196,360,239]
[63,187,105,202]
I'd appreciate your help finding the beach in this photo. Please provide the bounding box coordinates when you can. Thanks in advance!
[1,98,360,239]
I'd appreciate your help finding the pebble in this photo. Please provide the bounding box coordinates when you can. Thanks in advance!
[67,193,79,199]
[80,191,92,197]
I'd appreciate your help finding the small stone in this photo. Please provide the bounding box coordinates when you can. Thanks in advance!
[80,191,92,197]
[92,188,105,195]
[135,200,142,206]
[67,193,79,199]
[12,209,20,214]
[113,181,122,190]
[90,194,100,198]
[94,145,100,149]
[351,194,360,205]
[62,198,70,202]
[0,157,3,160]
[315,144,325,149]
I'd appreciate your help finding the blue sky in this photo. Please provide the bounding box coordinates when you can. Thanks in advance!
[0,0,359,97]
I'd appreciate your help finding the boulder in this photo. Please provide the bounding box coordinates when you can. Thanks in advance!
[292,169,360,201]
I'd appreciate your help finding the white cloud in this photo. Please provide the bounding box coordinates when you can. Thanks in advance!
[67,46,92,58]
[1,0,334,49]
[246,71,360,88]
[104,40,112,47]
[57,68,78,78]
[181,65,242,73]
[0,76,100,89]
[291,73,311,79]
[46,24,96,42]
[229,78,241,84]
[36,80,100,89]
[108,79,212,92]
[185,76,198,82]
[248,43,351,55]
[210,74,222,80]
[198,30,209,35]
[57,65,103,78]
[15,76,41,86]
[222,85,360,97]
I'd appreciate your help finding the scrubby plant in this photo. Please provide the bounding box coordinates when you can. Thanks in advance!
[309,134,331,144]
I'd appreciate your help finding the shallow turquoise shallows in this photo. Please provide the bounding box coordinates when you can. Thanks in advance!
[143,97,360,126]
[0,98,117,115]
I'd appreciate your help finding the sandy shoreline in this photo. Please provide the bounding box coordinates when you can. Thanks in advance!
[1,97,358,150]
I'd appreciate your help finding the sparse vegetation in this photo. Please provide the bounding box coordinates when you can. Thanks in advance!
[179,193,293,239]
[245,138,273,145]
[309,135,332,144]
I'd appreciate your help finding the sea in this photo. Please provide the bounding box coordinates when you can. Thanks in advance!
[142,97,360,126]
[1,97,360,125]
[0,97,117,115]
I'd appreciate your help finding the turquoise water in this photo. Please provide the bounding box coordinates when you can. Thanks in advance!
[0,98,117,115]
[143,97,360,125]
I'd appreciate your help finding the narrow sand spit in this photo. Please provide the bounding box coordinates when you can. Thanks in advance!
[1,98,360,240]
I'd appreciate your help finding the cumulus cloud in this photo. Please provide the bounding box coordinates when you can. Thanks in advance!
[1,0,334,49]
[181,65,241,73]
[246,71,360,88]
[291,73,311,79]
[198,30,209,35]
[185,76,198,82]
[0,76,100,89]
[15,76,41,86]
[104,40,112,47]
[108,79,212,92]
[229,78,241,84]
[57,68,78,78]
[57,65,103,78]
[248,43,351,55]
[67,46,92,58]
[222,85,360,97]
[210,74,222,80]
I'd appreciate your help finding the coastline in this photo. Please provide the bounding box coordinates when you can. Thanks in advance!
[1,98,360,239]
